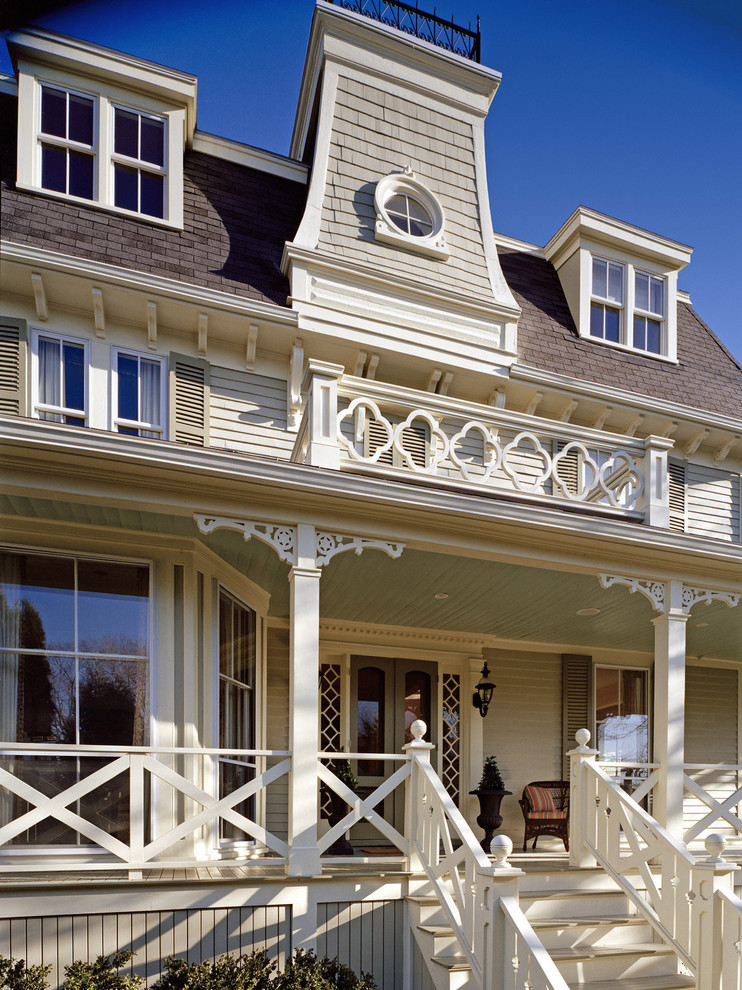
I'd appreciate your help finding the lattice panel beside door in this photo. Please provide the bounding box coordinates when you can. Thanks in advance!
[441,672,461,806]
[320,663,342,817]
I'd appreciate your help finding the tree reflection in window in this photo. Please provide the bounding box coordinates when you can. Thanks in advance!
[358,666,385,777]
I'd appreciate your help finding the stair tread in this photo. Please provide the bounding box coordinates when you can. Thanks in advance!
[430,954,471,972]
[531,915,643,928]
[567,978,694,990]
[551,942,673,960]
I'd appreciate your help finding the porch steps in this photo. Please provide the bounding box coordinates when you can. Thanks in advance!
[408,865,693,990]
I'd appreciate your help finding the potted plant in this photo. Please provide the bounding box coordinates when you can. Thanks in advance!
[470,755,512,853]
[323,753,358,855]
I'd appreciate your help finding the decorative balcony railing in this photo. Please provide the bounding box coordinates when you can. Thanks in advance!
[327,0,481,62]
[293,364,673,526]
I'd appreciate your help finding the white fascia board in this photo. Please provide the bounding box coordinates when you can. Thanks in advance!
[6,27,198,141]
[511,363,742,435]
[192,132,308,185]
[0,74,18,95]
[1,240,299,326]
[545,206,693,271]
[3,417,741,579]
[492,231,544,257]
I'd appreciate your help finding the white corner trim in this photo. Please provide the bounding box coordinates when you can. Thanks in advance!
[192,131,308,184]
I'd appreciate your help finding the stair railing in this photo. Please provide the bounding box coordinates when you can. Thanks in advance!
[570,728,739,990]
[406,721,570,990]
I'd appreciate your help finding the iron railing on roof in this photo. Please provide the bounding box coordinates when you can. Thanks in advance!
[327,0,481,62]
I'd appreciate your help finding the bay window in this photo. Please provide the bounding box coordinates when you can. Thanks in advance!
[0,550,150,846]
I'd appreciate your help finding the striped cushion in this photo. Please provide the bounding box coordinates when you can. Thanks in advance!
[525,784,557,814]
[528,810,567,820]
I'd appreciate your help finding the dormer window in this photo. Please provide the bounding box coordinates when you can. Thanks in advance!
[544,207,691,364]
[10,28,197,229]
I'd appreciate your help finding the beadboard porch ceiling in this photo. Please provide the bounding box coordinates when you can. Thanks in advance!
[3,494,740,661]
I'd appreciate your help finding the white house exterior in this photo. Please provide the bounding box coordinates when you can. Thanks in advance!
[1,3,741,988]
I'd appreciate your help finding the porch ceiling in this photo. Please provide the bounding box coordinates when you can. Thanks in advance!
[3,494,740,662]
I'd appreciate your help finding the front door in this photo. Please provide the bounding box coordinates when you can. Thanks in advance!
[349,656,438,846]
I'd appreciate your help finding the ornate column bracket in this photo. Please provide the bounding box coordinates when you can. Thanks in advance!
[681,586,740,614]
[315,532,405,567]
[194,514,297,564]
[599,574,667,613]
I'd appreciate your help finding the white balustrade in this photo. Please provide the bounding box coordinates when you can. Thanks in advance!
[0,743,290,872]
[405,721,570,990]
[570,729,741,990]
[683,765,742,844]
[292,374,666,520]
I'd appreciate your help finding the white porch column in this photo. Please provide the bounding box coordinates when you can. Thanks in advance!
[652,579,688,835]
[467,656,485,825]
[287,523,322,877]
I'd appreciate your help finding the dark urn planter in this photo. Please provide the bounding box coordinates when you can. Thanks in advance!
[470,789,512,853]
[326,789,354,856]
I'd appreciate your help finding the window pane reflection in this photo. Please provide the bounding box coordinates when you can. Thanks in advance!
[358,666,384,776]
[78,560,149,656]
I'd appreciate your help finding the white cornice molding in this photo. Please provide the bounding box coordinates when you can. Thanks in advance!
[0,75,18,96]
[544,206,693,271]
[7,27,198,141]
[318,618,499,654]
[1,241,299,327]
[283,242,521,324]
[192,132,308,185]
[510,364,742,435]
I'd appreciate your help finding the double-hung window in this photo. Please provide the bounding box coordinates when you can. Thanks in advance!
[112,107,166,219]
[112,348,166,438]
[590,258,623,343]
[39,85,95,201]
[633,270,665,355]
[32,329,88,425]
[590,256,667,356]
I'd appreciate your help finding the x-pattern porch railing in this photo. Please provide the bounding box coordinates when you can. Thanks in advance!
[0,744,290,871]
[683,764,742,844]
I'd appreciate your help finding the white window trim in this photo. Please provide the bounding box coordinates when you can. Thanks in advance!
[580,247,677,362]
[17,62,185,228]
[110,345,167,437]
[30,326,90,425]
[374,167,449,260]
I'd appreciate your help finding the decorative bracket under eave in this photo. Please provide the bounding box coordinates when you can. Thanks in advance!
[599,573,740,615]
[195,514,405,568]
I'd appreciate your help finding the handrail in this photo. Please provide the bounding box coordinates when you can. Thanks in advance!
[407,723,569,990]
[571,730,740,990]
[1,743,290,757]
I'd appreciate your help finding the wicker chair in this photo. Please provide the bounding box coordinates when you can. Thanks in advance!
[518,780,570,852]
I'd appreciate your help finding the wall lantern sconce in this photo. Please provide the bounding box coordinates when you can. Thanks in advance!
[472,661,495,718]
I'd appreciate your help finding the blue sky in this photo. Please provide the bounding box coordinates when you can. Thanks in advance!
[3,0,741,364]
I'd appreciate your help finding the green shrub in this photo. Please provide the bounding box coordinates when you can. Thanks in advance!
[0,956,51,990]
[151,952,275,989]
[61,951,143,989]
[273,950,376,989]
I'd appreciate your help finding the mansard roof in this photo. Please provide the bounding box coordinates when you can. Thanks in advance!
[0,93,305,307]
[499,247,742,420]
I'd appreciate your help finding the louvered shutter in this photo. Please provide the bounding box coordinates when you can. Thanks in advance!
[555,441,580,496]
[169,352,210,446]
[0,317,28,417]
[562,654,593,778]
[365,419,427,467]
[668,461,686,532]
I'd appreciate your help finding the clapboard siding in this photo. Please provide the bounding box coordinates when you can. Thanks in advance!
[209,367,293,459]
[317,899,403,990]
[265,627,290,842]
[482,651,563,840]
[684,665,739,844]
[0,906,291,989]
[686,464,741,542]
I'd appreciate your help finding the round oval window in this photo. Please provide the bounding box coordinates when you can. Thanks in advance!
[385,194,434,238]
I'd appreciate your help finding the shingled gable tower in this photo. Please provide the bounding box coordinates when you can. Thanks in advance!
[283,1,520,398]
